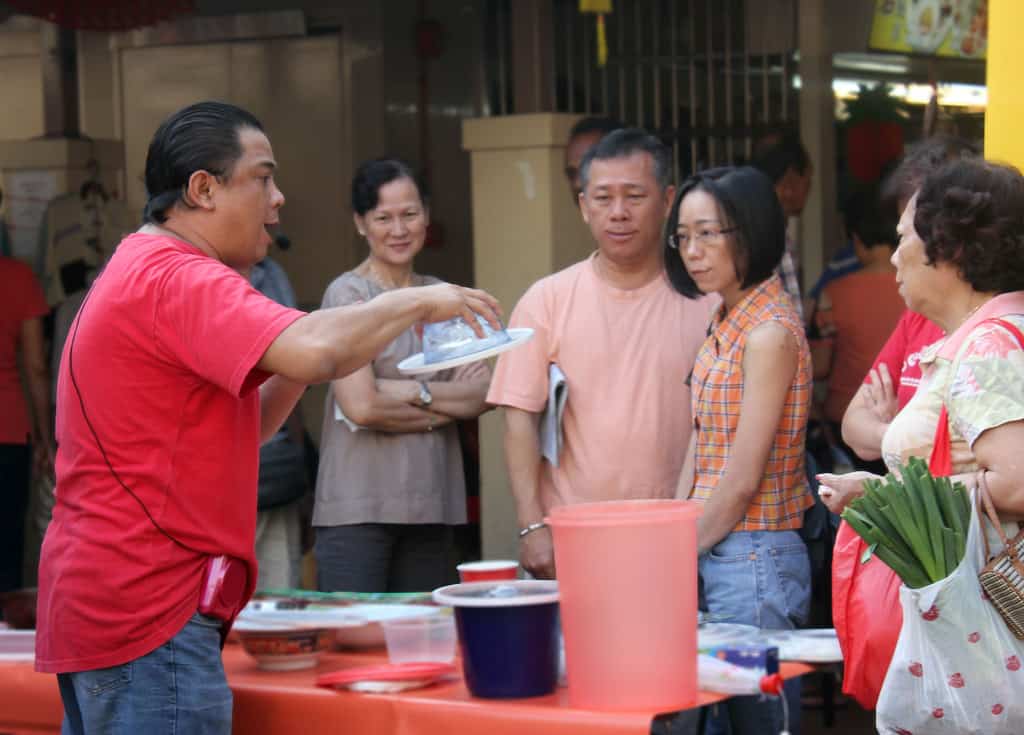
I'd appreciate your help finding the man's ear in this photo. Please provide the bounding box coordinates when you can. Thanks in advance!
[353,212,366,237]
[183,170,217,211]
[578,191,590,224]
[663,185,677,216]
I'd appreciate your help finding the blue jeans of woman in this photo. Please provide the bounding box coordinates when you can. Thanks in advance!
[57,612,232,735]
[700,530,811,735]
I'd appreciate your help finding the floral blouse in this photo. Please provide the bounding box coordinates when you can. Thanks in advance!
[882,310,1024,476]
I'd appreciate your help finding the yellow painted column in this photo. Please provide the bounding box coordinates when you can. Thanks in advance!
[985,0,1024,166]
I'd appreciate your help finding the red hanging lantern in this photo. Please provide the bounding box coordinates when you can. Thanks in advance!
[842,84,906,184]
[6,0,196,31]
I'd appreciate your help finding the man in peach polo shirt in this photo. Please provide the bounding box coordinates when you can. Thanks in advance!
[487,129,716,579]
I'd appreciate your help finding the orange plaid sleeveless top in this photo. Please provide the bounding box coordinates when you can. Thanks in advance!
[689,274,813,530]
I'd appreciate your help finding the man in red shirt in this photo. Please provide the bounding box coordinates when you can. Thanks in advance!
[36,101,500,735]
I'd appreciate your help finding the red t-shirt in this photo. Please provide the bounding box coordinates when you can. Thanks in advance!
[818,270,906,423]
[0,256,49,444]
[36,233,304,673]
[866,310,945,410]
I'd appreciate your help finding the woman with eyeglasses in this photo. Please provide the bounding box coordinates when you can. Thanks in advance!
[666,166,813,735]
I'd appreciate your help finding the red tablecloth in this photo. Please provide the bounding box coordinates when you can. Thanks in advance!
[0,644,811,735]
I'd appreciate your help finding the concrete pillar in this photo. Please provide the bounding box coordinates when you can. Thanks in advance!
[462,113,591,559]
[984,0,1024,167]
[797,0,838,286]
[510,0,554,113]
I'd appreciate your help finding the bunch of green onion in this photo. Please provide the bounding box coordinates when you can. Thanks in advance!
[841,457,971,588]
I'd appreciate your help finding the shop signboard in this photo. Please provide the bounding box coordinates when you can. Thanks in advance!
[869,0,988,60]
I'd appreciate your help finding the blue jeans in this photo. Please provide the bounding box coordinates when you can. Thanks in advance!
[58,612,232,735]
[699,530,811,735]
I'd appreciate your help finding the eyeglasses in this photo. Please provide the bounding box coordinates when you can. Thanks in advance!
[668,227,737,250]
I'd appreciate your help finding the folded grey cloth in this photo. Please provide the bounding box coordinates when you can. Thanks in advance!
[540,363,568,466]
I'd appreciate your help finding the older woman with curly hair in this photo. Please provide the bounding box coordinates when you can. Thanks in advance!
[819,157,1024,519]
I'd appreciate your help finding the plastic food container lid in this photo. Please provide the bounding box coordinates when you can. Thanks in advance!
[432,580,559,608]
[546,499,702,526]
[317,661,456,688]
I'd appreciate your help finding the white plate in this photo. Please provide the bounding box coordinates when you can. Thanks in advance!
[397,328,534,375]
[697,623,762,650]
[697,625,843,663]
[235,606,367,631]
[763,629,843,663]
[0,630,34,662]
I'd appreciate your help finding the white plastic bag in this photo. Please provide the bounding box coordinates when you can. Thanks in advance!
[876,490,1024,734]
[698,654,767,695]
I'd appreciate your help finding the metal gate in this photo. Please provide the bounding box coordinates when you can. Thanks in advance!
[482,0,798,180]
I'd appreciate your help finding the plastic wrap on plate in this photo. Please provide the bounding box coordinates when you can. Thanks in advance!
[758,628,842,663]
[697,623,762,652]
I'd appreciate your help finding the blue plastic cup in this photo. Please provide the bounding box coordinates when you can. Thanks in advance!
[432,580,560,698]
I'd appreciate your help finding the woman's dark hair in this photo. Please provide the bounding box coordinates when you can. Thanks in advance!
[568,115,623,143]
[351,158,427,216]
[881,134,979,208]
[751,129,811,183]
[664,166,786,299]
[143,101,264,224]
[844,187,897,250]
[914,158,1024,295]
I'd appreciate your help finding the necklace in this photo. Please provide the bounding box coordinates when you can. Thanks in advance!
[953,298,988,333]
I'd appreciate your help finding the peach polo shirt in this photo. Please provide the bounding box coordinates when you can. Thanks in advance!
[487,254,716,513]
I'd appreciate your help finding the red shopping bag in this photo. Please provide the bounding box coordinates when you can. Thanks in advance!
[832,398,958,710]
[832,519,902,709]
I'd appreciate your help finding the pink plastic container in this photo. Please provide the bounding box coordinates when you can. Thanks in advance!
[546,499,702,711]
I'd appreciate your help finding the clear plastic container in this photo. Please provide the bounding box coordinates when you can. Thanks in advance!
[381,612,457,664]
[422,316,510,364]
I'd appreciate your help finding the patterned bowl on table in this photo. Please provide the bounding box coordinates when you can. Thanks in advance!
[235,621,334,671]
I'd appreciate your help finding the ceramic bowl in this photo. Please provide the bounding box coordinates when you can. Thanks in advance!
[235,622,334,671]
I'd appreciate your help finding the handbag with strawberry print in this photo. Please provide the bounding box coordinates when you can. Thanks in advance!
[875,485,1024,733]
